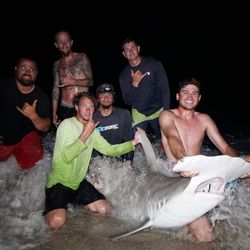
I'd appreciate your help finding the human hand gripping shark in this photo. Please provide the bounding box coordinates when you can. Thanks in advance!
[112,132,250,240]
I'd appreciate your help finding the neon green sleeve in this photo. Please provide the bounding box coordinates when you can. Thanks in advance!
[93,129,135,157]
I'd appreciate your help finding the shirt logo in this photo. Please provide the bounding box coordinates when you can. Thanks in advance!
[97,124,119,132]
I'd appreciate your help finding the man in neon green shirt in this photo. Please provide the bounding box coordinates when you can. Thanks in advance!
[44,92,142,229]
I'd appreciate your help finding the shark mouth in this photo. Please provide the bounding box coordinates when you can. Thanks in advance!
[195,177,225,194]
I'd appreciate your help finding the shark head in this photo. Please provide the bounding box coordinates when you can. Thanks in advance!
[154,155,250,228]
[173,155,250,192]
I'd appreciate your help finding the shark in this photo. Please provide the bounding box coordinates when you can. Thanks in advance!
[110,132,250,240]
[113,133,250,240]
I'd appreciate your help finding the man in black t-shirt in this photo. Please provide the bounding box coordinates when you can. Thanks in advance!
[0,57,51,169]
[93,83,134,162]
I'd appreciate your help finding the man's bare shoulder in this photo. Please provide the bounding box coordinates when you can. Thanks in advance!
[74,52,89,59]
[196,112,212,121]
[78,52,88,56]
[195,112,216,127]
[159,109,176,124]
[161,109,176,115]
[160,109,177,118]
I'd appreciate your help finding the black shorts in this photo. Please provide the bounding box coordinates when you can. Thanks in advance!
[43,179,105,215]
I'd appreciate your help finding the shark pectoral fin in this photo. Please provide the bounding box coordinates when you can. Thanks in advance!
[112,220,153,241]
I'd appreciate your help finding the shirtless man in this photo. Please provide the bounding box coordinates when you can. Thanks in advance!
[52,30,93,127]
[159,78,240,242]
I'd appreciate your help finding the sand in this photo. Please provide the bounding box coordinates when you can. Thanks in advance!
[34,209,229,250]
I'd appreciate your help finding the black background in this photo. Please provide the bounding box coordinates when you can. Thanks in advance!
[1,3,249,134]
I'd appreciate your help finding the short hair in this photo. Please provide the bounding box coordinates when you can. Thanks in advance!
[178,78,201,93]
[121,37,139,50]
[73,92,97,111]
[16,57,37,67]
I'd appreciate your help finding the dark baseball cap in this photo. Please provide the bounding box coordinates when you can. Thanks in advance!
[96,83,116,97]
[178,78,201,92]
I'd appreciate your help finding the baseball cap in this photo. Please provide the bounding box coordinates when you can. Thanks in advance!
[96,83,116,97]
[178,78,201,92]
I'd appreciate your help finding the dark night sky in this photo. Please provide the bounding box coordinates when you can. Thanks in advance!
[1,4,249,134]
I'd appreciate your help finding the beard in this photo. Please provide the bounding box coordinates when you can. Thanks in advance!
[18,75,35,87]
[101,103,112,109]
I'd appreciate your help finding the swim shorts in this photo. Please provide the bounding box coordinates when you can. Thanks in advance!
[43,179,106,215]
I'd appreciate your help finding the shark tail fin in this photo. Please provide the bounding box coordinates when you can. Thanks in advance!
[112,220,153,241]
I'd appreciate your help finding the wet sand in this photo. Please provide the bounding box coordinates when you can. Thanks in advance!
[33,209,231,250]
